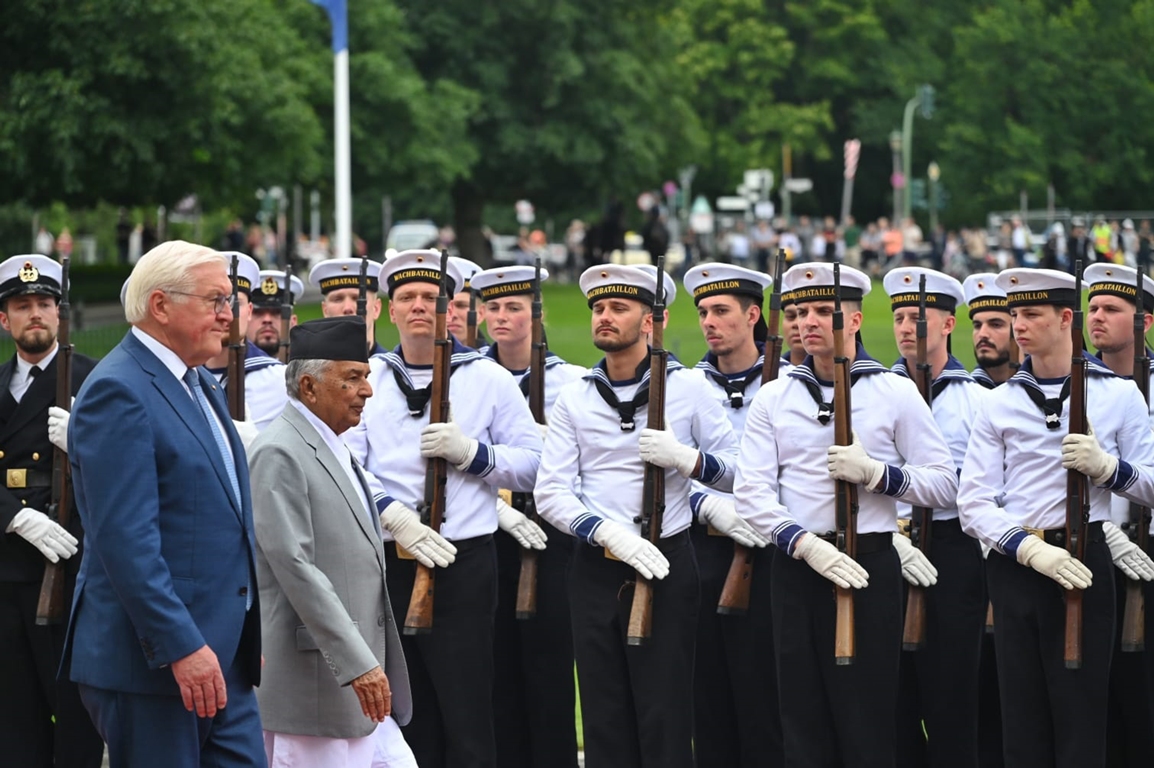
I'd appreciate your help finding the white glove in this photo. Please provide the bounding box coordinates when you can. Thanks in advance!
[698,495,769,548]
[497,497,547,551]
[793,533,869,589]
[1061,420,1118,486]
[420,420,479,470]
[1016,535,1093,590]
[231,419,259,451]
[537,423,549,441]
[1103,521,1154,581]
[638,426,700,478]
[48,406,70,453]
[379,501,458,568]
[827,432,886,490]
[892,532,939,587]
[592,520,670,580]
[6,508,79,563]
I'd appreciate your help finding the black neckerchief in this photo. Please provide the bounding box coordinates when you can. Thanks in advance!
[786,343,889,425]
[1009,353,1113,430]
[584,353,684,431]
[891,354,975,400]
[385,339,481,417]
[696,341,765,409]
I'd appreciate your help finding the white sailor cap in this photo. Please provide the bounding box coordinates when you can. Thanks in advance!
[633,264,678,307]
[962,273,1009,317]
[580,264,663,308]
[779,262,871,304]
[309,257,383,295]
[0,254,62,302]
[1083,263,1154,312]
[218,251,261,296]
[379,249,462,298]
[470,265,549,303]
[683,263,772,305]
[779,265,800,307]
[883,267,965,314]
[995,268,1078,309]
[448,256,483,292]
[252,269,305,308]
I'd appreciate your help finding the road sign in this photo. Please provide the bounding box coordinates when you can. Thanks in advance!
[783,178,813,194]
[716,196,751,211]
[755,201,775,220]
[844,140,861,180]
[637,191,657,212]
[515,199,535,225]
[691,212,715,234]
[743,169,775,195]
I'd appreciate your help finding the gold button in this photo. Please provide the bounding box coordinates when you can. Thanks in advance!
[21,499,26,505]
[32,452,39,461]
[0,450,5,459]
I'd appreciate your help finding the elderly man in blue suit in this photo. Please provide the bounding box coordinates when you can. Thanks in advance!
[64,241,265,768]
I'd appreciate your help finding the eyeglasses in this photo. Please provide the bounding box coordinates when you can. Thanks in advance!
[167,291,232,315]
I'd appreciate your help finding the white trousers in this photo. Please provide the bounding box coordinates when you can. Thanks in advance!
[263,717,417,768]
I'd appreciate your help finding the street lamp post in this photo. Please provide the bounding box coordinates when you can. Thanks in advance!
[927,162,941,233]
[890,130,903,225]
[901,84,935,222]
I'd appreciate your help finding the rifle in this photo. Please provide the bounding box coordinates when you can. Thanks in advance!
[1064,260,1090,669]
[627,254,669,646]
[832,263,859,665]
[226,254,246,421]
[515,257,547,619]
[465,271,479,348]
[718,248,785,615]
[403,250,453,635]
[35,257,74,625]
[278,263,294,364]
[902,275,934,651]
[1121,263,1150,652]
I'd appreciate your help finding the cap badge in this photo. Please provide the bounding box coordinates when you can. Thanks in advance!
[1010,276,1019,284]
[977,281,985,289]
[805,270,814,279]
[417,256,425,263]
[903,275,912,283]
[261,277,279,295]
[702,270,709,277]
[600,271,608,278]
[18,262,38,283]
[341,265,349,271]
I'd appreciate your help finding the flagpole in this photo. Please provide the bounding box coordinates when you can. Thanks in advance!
[312,0,352,260]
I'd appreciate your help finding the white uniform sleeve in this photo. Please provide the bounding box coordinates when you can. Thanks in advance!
[459,368,542,492]
[1098,384,1154,507]
[533,389,591,540]
[733,388,799,551]
[689,375,739,492]
[881,384,959,509]
[957,402,1016,553]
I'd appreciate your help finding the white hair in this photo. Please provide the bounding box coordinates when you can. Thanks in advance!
[285,359,332,400]
[124,241,225,324]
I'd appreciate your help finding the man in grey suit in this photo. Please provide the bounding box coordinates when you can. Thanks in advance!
[248,316,415,767]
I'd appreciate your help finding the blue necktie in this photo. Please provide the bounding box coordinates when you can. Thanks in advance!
[184,368,251,610]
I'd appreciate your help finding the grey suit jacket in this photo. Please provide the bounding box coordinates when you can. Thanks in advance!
[249,403,411,738]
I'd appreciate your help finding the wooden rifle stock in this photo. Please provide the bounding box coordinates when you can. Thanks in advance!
[718,249,785,615]
[404,251,453,635]
[278,263,294,364]
[1064,261,1089,669]
[832,264,858,665]
[1122,263,1150,651]
[627,255,668,646]
[515,258,547,619]
[902,275,934,651]
[226,254,246,420]
[35,257,74,625]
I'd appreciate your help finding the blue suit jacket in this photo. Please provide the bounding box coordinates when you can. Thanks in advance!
[64,331,261,695]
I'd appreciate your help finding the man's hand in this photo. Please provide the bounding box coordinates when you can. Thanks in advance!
[350,665,391,723]
[1103,521,1154,581]
[593,520,670,580]
[420,420,479,470]
[793,533,869,589]
[638,426,701,478]
[496,496,547,550]
[6,508,78,563]
[697,495,769,548]
[1061,421,1119,486]
[827,432,886,489]
[171,645,227,718]
[48,406,70,453]
[892,532,938,587]
[380,501,457,568]
[1016,535,1093,590]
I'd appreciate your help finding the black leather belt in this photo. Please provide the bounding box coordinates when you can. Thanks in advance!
[1024,521,1104,547]
[5,468,52,489]
[817,531,892,554]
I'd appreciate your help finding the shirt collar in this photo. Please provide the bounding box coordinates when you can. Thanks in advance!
[132,326,192,384]
[15,343,58,379]
[289,398,351,466]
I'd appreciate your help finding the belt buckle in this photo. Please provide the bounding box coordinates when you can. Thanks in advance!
[896,518,911,538]
[6,469,26,489]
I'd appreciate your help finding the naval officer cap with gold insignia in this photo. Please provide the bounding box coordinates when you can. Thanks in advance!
[378,249,463,298]
[0,254,62,303]
[1083,263,1154,312]
[634,264,678,307]
[579,264,665,308]
[883,267,965,314]
[252,269,305,309]
[308,257,383,296]
[995,268,1078,309]
[962,273,1009,319]
[218,251,261,296]
[778,262,871,304]
[469,265,549,302]
[449,256,484,293]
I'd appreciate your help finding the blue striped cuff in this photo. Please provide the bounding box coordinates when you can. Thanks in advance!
[1103,459,1137,492]
[689,491,707,522]
[875,465,909,497]
[697,452,726,486]
[375,495,396,514]
[463,442,495,477]
[998,527,1030,558]
[571,512,605,544]
[772,522,808,556]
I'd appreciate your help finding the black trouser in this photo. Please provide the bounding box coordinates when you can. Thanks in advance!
[691,524,782,768]
[1107,565,1154,768]
[896,520,985,768]
[0,578,104,768]
[987,533,1114,768]
[977,614,1003,768]
[570,530,699,768]
[1147,558,1154,739]
[772,535,902,768]
[492,521,579,768]
[386,535,498,768]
